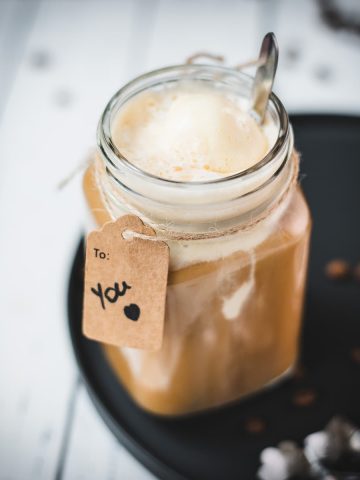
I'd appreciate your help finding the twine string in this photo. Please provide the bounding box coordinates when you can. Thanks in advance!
[94,152,300,243]
[185,51,265,70]
[57,153,94,190]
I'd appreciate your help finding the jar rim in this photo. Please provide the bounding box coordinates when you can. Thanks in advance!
[97,64,290,189]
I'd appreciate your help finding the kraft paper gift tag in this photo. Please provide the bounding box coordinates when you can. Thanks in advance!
[83,215,169,351]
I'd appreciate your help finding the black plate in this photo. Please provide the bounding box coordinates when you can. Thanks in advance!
[68,115,360,480]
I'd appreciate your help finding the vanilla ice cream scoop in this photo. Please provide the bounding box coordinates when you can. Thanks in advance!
[112,84,275,181]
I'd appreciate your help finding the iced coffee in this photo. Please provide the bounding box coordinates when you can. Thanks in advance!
[83,65,311,416]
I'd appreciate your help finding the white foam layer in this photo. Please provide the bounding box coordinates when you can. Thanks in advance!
[111,84,278,181]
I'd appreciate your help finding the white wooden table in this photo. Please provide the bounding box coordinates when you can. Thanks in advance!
[0,1,359,478]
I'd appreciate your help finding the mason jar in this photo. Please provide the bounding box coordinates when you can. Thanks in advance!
[83,65,311,416]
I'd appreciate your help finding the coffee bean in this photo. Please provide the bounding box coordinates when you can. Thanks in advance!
[244,417,266,434]
[325,259,350,280]
[293,389,317,407]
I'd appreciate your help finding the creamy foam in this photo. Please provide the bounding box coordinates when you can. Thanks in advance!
[111,84,277,181]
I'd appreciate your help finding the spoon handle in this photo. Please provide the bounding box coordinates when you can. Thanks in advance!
[251,32,279,124]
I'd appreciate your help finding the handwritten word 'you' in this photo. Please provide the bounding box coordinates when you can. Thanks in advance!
[91,281,131,310]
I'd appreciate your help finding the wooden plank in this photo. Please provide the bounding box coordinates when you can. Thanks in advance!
[0,0,40,124]
[145,0,360,113]
[0,0,137,478]
[261,0,360,113]
[145,0,258,70]
[62,384,157,480]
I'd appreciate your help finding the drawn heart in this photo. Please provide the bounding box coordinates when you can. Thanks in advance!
[124,303,140,321]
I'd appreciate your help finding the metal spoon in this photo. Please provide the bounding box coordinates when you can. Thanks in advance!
[251,32,279,124]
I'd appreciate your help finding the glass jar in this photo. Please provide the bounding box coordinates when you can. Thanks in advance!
[83,65,311,416]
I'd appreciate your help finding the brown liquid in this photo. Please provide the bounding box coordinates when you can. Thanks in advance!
[83,164,311,416]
